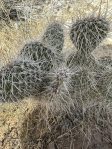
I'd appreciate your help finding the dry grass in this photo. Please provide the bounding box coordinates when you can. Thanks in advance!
[19,98,112,149]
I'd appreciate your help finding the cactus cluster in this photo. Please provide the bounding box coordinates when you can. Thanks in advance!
[0,22,64,102]
[0,16,111,103]
[0,13,112,148]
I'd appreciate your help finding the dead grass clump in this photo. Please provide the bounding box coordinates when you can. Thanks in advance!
[20,100,112,149]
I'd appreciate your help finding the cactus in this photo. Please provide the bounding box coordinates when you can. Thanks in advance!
[0,16,111,104]
[0,23,64,102]
[20,42,55,71]
[0,60,43,102]
[42,22,64,52]
[97,69,112,100]
[20,23,64,70]
[70,17,109,53]
[42,64,74,111]
[68,17,109,69]
[68,17,109,68]
[66,17,109,99]
[1,1,112,149]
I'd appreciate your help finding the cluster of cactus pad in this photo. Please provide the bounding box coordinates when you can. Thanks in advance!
[0,17,111,103]
[0,15,112,149]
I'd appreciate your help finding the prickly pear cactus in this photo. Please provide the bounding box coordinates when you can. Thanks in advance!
[67,17,109,68]
[20,23,64,69]
[0,16,111,104]
[66,17,110,100]
[70,17,109,52]
[0,60,42,102]
[42,22,64,52]
[0,22,64,102]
